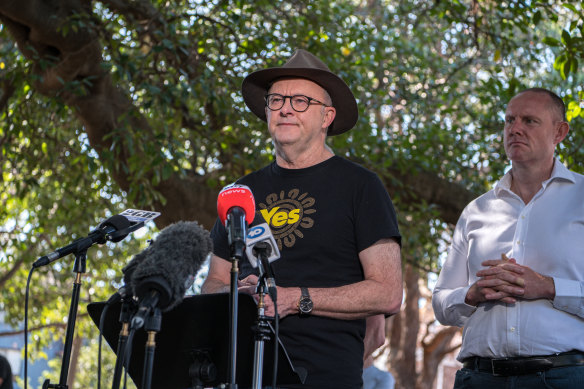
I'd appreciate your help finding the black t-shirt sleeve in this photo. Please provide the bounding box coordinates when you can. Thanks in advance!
[354,173,401,252]
[210,217,229,260]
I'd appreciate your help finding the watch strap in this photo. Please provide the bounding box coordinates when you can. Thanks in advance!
[298,287,313,315]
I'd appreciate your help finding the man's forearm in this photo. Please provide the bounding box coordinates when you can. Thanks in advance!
[201,278,230,294]
[308,281,401,320]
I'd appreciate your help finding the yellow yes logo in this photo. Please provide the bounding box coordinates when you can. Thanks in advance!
[260,207,300,227]
[257,189,316,249]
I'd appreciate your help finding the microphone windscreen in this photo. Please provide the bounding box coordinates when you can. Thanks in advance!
[130,221,212,311]
[217,184,255,225]
[97,214,131,243]
[122,249,148,285]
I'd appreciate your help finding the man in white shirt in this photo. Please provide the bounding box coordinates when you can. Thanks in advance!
[432,88,584,388]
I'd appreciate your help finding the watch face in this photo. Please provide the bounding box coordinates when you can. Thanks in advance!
[299,298,313,314]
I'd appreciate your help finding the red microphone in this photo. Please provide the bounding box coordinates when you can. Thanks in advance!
[217,184,255,226]
[217,184,255,258]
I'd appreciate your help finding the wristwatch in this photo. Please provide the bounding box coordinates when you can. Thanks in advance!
[298,287,313,316]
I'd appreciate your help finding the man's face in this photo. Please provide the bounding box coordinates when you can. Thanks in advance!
[265,78,335,150]
[503,91,566,166]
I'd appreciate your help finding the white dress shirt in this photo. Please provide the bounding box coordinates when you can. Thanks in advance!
[432,158,584,361]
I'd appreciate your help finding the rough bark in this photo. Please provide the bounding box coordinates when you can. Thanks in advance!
[418,326,461,389]
[385,166,475,225]
[388,263,421,389]
[67,334,83,389]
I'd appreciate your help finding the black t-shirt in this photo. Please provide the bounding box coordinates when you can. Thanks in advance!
[0,355,13,389]
[211,156,400,388]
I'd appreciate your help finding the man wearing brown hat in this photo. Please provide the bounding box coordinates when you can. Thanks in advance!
[202,49,403,388]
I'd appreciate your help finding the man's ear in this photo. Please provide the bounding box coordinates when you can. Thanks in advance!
[554,121,569,145]
[322,107,336,129]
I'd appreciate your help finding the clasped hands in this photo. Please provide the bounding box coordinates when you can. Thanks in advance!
[465,254,556,306]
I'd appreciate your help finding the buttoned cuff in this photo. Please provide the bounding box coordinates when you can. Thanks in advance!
[445,285,478,327]
[552,277,584,317]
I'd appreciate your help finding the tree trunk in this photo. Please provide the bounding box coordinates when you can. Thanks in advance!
[67,334,83,389]
[388,262,421,389]
[417,326,460,389]
[386,261,461,389]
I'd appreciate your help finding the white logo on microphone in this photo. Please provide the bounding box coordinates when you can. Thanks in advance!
[247,225,265,239]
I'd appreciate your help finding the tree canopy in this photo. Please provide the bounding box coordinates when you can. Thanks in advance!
[1,1,583,388]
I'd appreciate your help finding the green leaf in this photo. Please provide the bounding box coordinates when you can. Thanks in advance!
[562,3,579,13]
[494,49,501,62]
[533,10,542,25]
[542,36,561,47]
[567,100,581,122]
[162,164,173,180]
[562,57,572,78]
[553,53,567,71]
[561,29,572,46]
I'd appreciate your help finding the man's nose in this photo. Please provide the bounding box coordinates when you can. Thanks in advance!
[279,97,294,114]
[507,121,522,135]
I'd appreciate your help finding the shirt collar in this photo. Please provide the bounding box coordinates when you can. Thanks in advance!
[494,158,575,197]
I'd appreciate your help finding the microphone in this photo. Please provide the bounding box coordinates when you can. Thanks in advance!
[217,183,255,259]
[105,247,151,305]
[33,210,161,269]
[108,244,154,389]
[245,223,280,301]
[122,243,152,285]
[129,221,212,329]
[33,214,132,269]
[92,214,134,244]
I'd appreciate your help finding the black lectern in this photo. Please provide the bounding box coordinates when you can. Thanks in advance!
[87,293,305,389]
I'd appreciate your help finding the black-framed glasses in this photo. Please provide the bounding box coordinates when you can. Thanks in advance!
[265,93,331,112]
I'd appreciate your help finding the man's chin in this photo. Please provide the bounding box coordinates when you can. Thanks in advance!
[272,134,300,146]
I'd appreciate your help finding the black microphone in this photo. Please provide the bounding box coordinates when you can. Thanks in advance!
[245,223,280,301]
[129,221,212,329]
[32,214,132,269]
[108,243,155,389]
[254,242,278,301]
[92,214,134,244]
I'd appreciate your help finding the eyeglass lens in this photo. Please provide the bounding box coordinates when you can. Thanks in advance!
[266,94,311,112]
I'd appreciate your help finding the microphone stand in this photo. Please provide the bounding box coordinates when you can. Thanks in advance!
[228,252,241,389]
[227,208,247,389]
[111,295,135,389]
[251,276,272,389]
[39,223,142,389]
[141,307,162,389]
[43,246,91,389]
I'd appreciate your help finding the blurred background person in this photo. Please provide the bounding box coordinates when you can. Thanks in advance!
[362,315,395,389]
[0,354,13,389]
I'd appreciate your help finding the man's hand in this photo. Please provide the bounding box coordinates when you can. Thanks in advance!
[237,274,259,295]
[238,274,301,318]
[465,254,555,306]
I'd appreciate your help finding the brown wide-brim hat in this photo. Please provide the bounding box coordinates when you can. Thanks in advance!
[241,49,358,136]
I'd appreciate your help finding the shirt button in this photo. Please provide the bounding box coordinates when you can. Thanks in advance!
[516,240,521,245]
[510,327,516,332]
